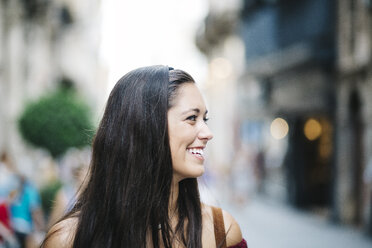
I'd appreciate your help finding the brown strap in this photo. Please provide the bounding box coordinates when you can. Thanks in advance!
[212,206,227,248]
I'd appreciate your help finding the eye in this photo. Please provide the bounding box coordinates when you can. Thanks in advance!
[203,117,209,123]
[186,115,197,121]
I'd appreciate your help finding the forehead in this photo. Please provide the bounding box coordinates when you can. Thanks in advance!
[171,83,206,110]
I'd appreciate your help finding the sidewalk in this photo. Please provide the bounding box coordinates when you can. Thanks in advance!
[200,184,372,248]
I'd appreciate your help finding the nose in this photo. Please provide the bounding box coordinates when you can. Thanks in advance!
[198,123,213,141]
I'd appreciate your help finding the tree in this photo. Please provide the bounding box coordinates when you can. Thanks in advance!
[18,86,94,158]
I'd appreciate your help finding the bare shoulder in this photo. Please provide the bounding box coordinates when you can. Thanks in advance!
[201,203,216,247]
[42,217,78,248]
[221,209,243,246]
[201,204,243,247]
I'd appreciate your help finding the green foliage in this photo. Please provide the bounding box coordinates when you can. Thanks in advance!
[18,87,94,158]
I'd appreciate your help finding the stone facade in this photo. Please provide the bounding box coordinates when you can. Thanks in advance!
[336,0,372,231]
[0,0,106,181]
[197,0,372,235]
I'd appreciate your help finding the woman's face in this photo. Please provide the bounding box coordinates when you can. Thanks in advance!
[167,83,213,182]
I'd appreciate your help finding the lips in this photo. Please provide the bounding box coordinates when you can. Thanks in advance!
[186,147,205,161]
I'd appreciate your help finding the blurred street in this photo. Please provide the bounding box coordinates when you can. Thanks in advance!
[205,186,372,248]
[2,0,372,247]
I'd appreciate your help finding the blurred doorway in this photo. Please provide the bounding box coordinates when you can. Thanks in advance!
[349,89,364,225]
[285,116,333,209]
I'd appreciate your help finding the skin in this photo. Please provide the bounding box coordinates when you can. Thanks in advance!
[168,83,214,183]
[45,207,243,248]
[167,83,243,247]
[44,83,243,247]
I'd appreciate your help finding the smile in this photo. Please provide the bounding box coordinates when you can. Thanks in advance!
[186,147,205,160]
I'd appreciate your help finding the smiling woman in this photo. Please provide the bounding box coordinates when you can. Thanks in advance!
[41,65,247,248]
[168,83,213,182]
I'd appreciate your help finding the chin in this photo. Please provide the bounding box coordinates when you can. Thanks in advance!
[189,167,205,178]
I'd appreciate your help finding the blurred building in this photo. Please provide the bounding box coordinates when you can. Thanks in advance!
[195,0,245,175]
[0,0,106,181]
[197,0,372,235]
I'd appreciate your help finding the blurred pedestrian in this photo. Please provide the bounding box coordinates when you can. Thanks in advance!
[9,176,45,248]
[0,201,19,248]
[253,149,266,193]
[230,144,255,205]
[42,66,247,247]
[0,152,19,248]
[0,153,18,202]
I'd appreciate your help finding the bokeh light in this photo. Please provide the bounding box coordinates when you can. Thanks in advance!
[270,117,289,140]
[304,118,322,141]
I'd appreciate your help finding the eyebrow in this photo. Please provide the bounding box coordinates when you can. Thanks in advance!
[181,108,208,115]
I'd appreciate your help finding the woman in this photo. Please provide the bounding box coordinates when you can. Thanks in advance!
[43,65,247,248]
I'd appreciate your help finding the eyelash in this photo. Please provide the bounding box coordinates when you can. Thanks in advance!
[186,115,209,123]
[186,115,197,121]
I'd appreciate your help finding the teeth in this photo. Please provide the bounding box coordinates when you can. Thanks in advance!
[187,148,204,155]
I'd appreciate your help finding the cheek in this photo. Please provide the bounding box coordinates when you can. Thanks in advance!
[169,131,189,151]
[170,140,187,165]
[168,137,184,168]
[169,137,189,171]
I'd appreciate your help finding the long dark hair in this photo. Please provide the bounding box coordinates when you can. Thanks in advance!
[45,65,202,248]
